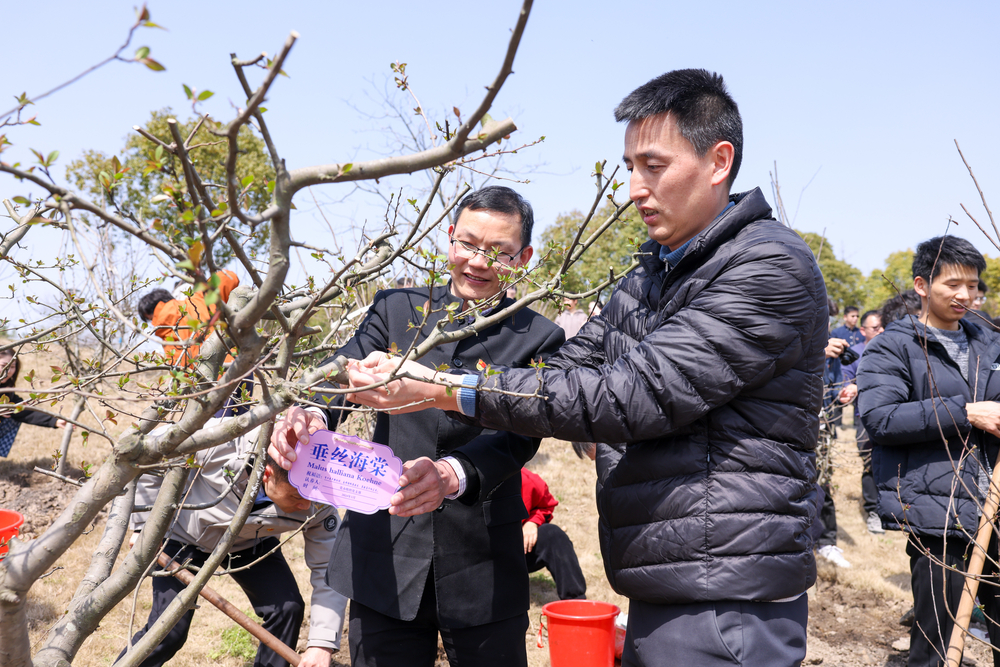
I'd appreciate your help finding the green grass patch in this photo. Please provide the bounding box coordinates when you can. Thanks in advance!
[529,571,556,589]
[208,609,261,663]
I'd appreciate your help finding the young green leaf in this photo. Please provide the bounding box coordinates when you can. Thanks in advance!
[142,57,166,72]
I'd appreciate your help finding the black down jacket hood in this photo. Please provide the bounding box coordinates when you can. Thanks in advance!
[471,188,829,604]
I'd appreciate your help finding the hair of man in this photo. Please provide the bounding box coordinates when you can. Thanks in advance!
[911,235,986,283]
[879,289,922,326]
[859,310,880,328]
[844,306,859,315]
[137,288,175,322]
[979,279,988,293]
[613,68,743,189]
[453,185,534,248]
[264,452,289,485]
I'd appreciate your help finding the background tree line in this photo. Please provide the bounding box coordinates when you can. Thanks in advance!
[543,205,1000,317]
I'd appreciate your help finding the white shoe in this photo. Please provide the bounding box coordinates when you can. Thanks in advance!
[818,544,852,568]
[866,511,885,534]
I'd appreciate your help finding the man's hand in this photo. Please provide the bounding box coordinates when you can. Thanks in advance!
[345,352,461,414]
[522,521,538,554]
[838,384,858,404]
[388,457,459,517]
[967,401,1000,438]
[825,338,849,359]
[268,406,326,471]
[56,418,72,430]
[299,646,334,667]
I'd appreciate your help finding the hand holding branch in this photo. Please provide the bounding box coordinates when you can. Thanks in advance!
[838,384,858,404]
[345,352,461,414]
[268,406,326,470]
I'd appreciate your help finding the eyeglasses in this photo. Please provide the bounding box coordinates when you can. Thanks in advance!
[449,237,526,267]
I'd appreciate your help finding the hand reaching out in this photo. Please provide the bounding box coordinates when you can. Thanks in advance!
[967,401,1000,438]
[387,457,459,516]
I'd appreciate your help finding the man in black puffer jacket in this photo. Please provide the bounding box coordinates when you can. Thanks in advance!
[858,236,1000,667]
[333,70,829,666]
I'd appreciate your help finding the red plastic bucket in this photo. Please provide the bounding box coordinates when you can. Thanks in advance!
[0,510,24,556]
[537,600,620,667]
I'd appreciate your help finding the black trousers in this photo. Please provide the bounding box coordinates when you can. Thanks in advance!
[856,422,877,514]
[525,523,587,600]
[348,568,528,667]
[622,595,808,667]
[817,483,838,547]
[117,538,304,667]
[907,534,1000,667]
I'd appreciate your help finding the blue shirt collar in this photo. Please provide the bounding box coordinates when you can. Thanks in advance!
[659,201,735,269]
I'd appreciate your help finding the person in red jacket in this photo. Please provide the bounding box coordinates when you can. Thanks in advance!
[521,467,586,600]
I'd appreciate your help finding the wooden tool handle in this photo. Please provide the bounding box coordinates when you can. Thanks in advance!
[157,551,301,666]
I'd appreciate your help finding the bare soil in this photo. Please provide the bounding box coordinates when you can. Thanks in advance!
[3,398,995,666]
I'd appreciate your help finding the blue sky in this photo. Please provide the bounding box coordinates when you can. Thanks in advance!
[3,0,999,291]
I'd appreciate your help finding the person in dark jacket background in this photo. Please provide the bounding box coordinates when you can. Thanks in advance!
[838,309,884,535]
[332,69,828,667]
[0,349,69,457]
[831,305,864,347]
[857,236,1000,667]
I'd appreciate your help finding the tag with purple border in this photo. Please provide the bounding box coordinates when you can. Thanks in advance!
[289,429,402,514]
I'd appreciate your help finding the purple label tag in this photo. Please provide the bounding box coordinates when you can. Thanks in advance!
[289,429,402,515]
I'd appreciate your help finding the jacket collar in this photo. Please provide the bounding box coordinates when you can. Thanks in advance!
[636,187,773,279]
[887,313,988,345]
[887,314,1000,400]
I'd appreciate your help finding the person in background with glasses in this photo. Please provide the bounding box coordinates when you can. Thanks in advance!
[838,309,884,534]
[270,186,565,667]
[964,278,992,323]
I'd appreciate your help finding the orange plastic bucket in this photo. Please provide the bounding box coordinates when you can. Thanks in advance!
[537,600,620,667]
[0,510,24,556]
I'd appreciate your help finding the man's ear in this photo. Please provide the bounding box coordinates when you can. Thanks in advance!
[261,465,273,485]
[709,141,735,187]
[914,276,929,298]
[516,245,533,266]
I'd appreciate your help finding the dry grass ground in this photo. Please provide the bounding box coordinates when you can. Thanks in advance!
[5,349,996,667]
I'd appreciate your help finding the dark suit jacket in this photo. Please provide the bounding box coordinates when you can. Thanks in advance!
[323,285,564,628]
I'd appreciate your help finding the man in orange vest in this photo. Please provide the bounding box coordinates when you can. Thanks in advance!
[137,270,240,367]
